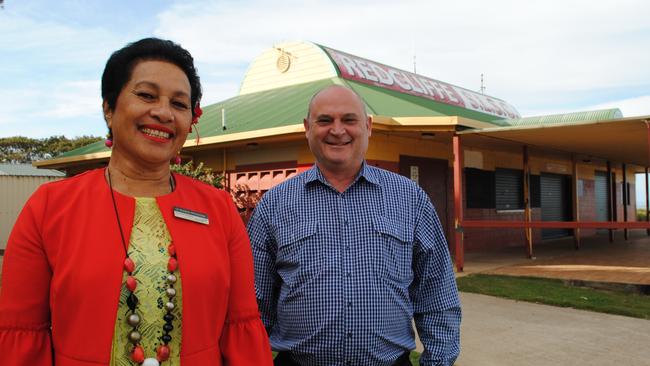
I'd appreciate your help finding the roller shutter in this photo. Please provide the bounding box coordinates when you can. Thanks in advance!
[541,173,572,239]
[496,168,523,210]
[594,171,609,233]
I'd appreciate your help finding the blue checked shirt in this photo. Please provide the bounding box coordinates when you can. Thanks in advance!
[247,163,461,366]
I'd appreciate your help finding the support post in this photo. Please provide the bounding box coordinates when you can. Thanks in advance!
[607,161,614,242]
[622,163,628,240]
[523,146,533,257]
[645,167,650,236]
[452,135,464,272]
[572,156,580,249]
[646,120,650,236]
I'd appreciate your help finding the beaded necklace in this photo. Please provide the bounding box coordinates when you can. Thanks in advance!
[107,168,178,366]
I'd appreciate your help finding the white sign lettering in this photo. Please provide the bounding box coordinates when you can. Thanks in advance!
[323,47,520,119]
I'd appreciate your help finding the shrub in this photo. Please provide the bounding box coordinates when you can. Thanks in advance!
[171,161,223,188]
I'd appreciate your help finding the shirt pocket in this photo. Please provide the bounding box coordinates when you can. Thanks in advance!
[372,216,414,284]
[274,222,321,289]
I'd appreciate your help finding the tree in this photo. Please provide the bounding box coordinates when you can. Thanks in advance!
[0,135,102,163]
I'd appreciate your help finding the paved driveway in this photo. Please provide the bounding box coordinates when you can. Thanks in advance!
[456,292,650,366]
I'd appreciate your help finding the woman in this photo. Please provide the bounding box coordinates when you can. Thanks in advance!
[0,38,273,366]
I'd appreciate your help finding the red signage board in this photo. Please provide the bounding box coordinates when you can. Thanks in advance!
[323,47,520,119]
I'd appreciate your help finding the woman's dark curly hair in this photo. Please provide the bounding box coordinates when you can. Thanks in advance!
[101,38,202,118]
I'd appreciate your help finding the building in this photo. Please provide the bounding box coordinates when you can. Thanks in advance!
[35,41,650,270]
[0,164,65,253]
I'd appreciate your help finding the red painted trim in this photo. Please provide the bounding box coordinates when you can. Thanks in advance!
[296,163,313,173]
[235,161,298,172]
[366,159,399,173]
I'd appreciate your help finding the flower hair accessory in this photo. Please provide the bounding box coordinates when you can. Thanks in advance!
[190,103,203,144]
[191,104,203,126]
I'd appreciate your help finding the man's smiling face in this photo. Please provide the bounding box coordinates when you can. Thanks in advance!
[303,86,372,177]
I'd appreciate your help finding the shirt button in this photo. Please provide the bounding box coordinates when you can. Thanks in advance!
[347,332,353,338]
[346,361,352,366]
[346,272,351,278]
[347,301,352,307]
[345,245,350,250]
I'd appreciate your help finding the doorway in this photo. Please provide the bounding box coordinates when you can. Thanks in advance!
[398,155,449,241]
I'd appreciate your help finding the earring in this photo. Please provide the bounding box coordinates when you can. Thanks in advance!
[105,131,113,148]
[174,152,181,165]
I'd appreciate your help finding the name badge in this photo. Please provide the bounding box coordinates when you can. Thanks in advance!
[173,206,209,225]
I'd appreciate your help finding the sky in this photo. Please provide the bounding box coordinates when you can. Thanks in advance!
[1,0,650,201]
[1,0,649,139]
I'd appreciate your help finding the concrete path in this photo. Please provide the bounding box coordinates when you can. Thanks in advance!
[481,233,650,286]
[456,292,650,366]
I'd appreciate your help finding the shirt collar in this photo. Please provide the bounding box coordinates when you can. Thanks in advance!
[303,161,380,187]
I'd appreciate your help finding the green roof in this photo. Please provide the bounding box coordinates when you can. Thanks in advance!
[59,77,511,158]
[191,78,334,138]
[58,139,109,158]
[504,108,623,127]
[196,77,510,139]
[53,79,626,160]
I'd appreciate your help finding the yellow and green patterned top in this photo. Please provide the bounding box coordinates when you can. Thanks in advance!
[110,197,183,365]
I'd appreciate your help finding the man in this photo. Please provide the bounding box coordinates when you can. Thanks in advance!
[247,85,461,366]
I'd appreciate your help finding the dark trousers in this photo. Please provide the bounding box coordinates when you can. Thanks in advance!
[274,351,412,366]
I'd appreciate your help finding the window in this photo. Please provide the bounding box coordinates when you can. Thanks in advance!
[495,168,523,210]
[465,168,538,210]
[465,168,495,208]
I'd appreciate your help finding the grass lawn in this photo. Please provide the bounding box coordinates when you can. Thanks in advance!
[457,274,650,320]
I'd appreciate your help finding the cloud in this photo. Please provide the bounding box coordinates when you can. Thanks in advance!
[0,80,104,138]
[35,80,102,119]
[2,0,649,138]
[519,94,650,118]
[0,13,121,73]
[586,95,650,118]
[155,0,650,113]
[0,89,42,126]
[0,5,125,138]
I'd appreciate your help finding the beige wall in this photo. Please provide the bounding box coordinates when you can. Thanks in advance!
[1,176,62,251]
[239,41,337,95]
[192,142,306,172]
[185,132,640,227]
[190,133,640,184]
[366,132,452,163]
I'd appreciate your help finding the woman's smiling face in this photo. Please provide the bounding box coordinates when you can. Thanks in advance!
[104,59,192,168]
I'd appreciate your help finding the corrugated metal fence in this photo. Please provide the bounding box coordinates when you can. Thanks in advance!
[1,176,62,252]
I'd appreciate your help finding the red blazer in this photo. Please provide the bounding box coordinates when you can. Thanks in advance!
[0,168,273,365]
